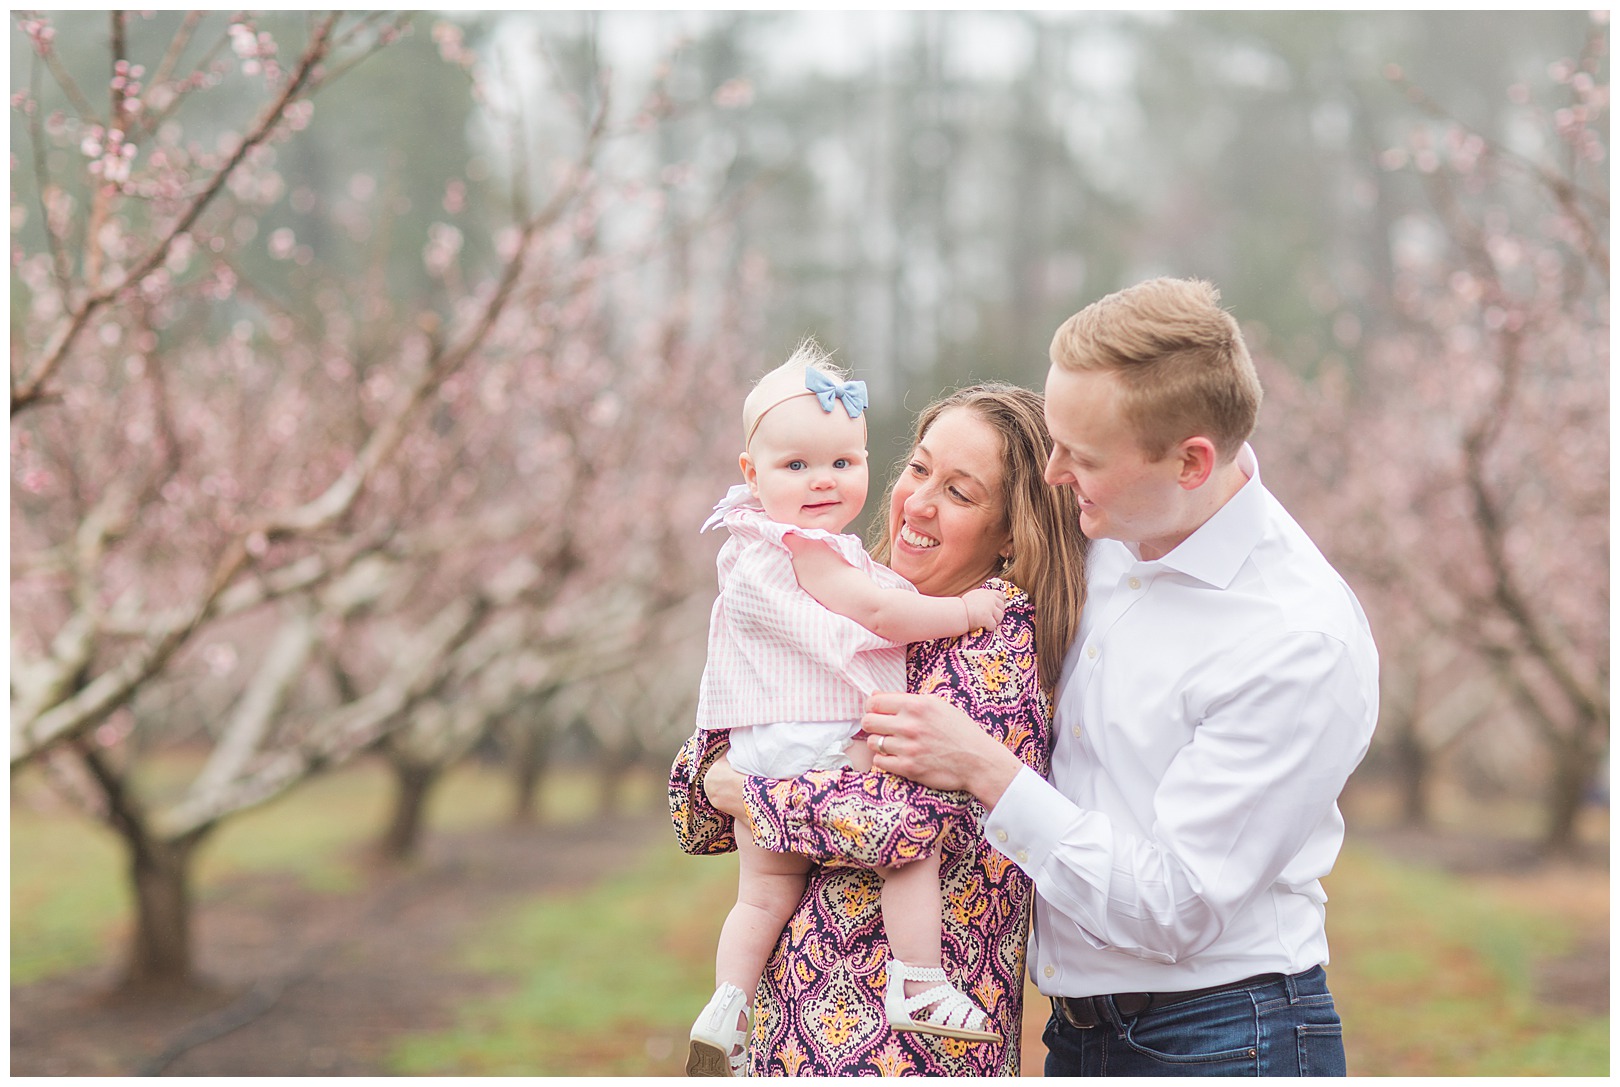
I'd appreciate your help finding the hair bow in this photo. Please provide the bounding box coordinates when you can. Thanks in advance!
[804,367,868,419]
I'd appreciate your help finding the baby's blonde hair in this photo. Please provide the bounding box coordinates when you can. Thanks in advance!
[741,337,851,450]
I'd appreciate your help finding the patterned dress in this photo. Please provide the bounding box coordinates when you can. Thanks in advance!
[669,578,1052,1076]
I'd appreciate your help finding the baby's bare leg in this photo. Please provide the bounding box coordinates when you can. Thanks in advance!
[847,736,874,772]
[715,830,811,995]
[878,852,946,998]
[851,736,947,996]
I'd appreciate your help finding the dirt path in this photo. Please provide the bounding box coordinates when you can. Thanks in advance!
[10,813,665,1076]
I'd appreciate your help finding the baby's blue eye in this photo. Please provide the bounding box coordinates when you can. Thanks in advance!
[788,460,806,471]
[834,458,850,469]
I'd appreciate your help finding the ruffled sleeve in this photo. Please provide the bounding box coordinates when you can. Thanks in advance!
[724,504,913,595]
[668,726,738,856]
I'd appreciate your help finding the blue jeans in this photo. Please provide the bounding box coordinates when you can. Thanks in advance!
[1043,965,1346,1076]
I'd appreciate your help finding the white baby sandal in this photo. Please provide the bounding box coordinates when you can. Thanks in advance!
[687,982,750,1076]
[884,960,1002,1043]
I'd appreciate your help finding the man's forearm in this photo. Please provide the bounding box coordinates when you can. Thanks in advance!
[966,739,1025,811]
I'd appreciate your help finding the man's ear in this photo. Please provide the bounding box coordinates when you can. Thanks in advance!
[1175,437,1218,491]
[739,451,760,497]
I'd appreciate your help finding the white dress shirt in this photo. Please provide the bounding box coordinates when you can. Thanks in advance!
[984,446,1378,997]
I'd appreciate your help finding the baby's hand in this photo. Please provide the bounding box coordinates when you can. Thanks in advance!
[962,587,1007,633]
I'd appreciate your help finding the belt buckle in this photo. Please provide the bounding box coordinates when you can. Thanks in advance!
[1054,995,1102,1029]
[1056,992,1156,1029]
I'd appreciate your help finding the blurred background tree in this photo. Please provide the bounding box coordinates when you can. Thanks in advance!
[11,10,757,988]
[10,8,1607,1006]
[1257,26,1609,853]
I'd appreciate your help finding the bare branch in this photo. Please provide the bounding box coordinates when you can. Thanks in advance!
[153,591,491,838]
[128,13,225,139]
[24,53,74,296]
[35,20,97,119]
[189,603,319,797]
[14,13,346,416]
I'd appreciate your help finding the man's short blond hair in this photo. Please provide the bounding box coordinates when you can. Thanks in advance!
[1049,277,1262,461]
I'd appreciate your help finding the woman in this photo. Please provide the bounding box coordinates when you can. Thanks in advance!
[670,383,1087,1075]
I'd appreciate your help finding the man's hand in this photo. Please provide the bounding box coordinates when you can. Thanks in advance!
[702,753,749,819]
[860,691,1024,808]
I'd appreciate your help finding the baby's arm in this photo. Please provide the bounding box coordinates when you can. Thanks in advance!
[785,535,1005,642]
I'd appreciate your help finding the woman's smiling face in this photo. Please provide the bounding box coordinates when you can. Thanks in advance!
[884,406,1012,598]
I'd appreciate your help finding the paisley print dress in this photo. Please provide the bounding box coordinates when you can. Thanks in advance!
[669,578,1052,1076]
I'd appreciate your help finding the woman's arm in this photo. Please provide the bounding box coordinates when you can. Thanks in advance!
[734,759,974,869]
[674,725,968,868]
[668,726,738,856]
[785,535,1005,643]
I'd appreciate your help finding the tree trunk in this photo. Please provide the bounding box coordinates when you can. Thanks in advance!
[597,746,632,816]
[378,759,441,862]
[595,735,647,816]
[1391,722,1433,828]
[508,721,554,825]
[1541,724,1602,855]
[123,830,209,990]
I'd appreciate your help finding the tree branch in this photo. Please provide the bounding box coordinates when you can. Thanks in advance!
[13,12,345,417]
[154,590,492,838]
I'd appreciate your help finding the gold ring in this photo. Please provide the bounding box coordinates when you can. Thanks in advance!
[875,735,886,755]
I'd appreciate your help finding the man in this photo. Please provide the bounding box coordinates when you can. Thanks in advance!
[860,277,1379,1076]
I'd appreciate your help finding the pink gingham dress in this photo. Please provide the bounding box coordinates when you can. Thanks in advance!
[696,484,912,751]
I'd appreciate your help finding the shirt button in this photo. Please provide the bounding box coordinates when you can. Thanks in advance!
[1044,965,1055,978]
[1072,725,1082,739]
[995,829,1008,843]
[1016,849,1029,863]
[1128,577,1142,590]
[1086,645,1098,660]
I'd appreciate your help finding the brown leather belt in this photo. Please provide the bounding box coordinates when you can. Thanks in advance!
[1052,972,1286,1029]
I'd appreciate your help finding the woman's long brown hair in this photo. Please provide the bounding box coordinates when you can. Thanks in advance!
[869,383,1087,695]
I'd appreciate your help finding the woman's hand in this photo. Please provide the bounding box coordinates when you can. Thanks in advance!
[861,691,1024,808]
[702,754,749,819]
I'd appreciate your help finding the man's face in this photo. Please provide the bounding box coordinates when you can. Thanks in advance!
[1042,364,1190,561]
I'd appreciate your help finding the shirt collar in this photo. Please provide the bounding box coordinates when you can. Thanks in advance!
[1140,443,1264,589]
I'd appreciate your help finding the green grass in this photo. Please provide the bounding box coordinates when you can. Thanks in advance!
[9,755,628,985]
[1325,844,1609,1076]
[387,841,737,1076]
[13,762,1608,1076]
[390,837,1609,1078]
[10,799,129,984]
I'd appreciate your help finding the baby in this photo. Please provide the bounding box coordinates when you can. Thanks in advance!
[685,340,1003,1077]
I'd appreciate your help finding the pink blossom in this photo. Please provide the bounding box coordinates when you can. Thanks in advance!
[712,77,754,109]
[268,227,297,261]
[19,17,55,55]
[423,222,464,276]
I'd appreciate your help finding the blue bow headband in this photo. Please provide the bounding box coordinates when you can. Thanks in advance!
[804,367,868,419]
[745,366,869,449]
